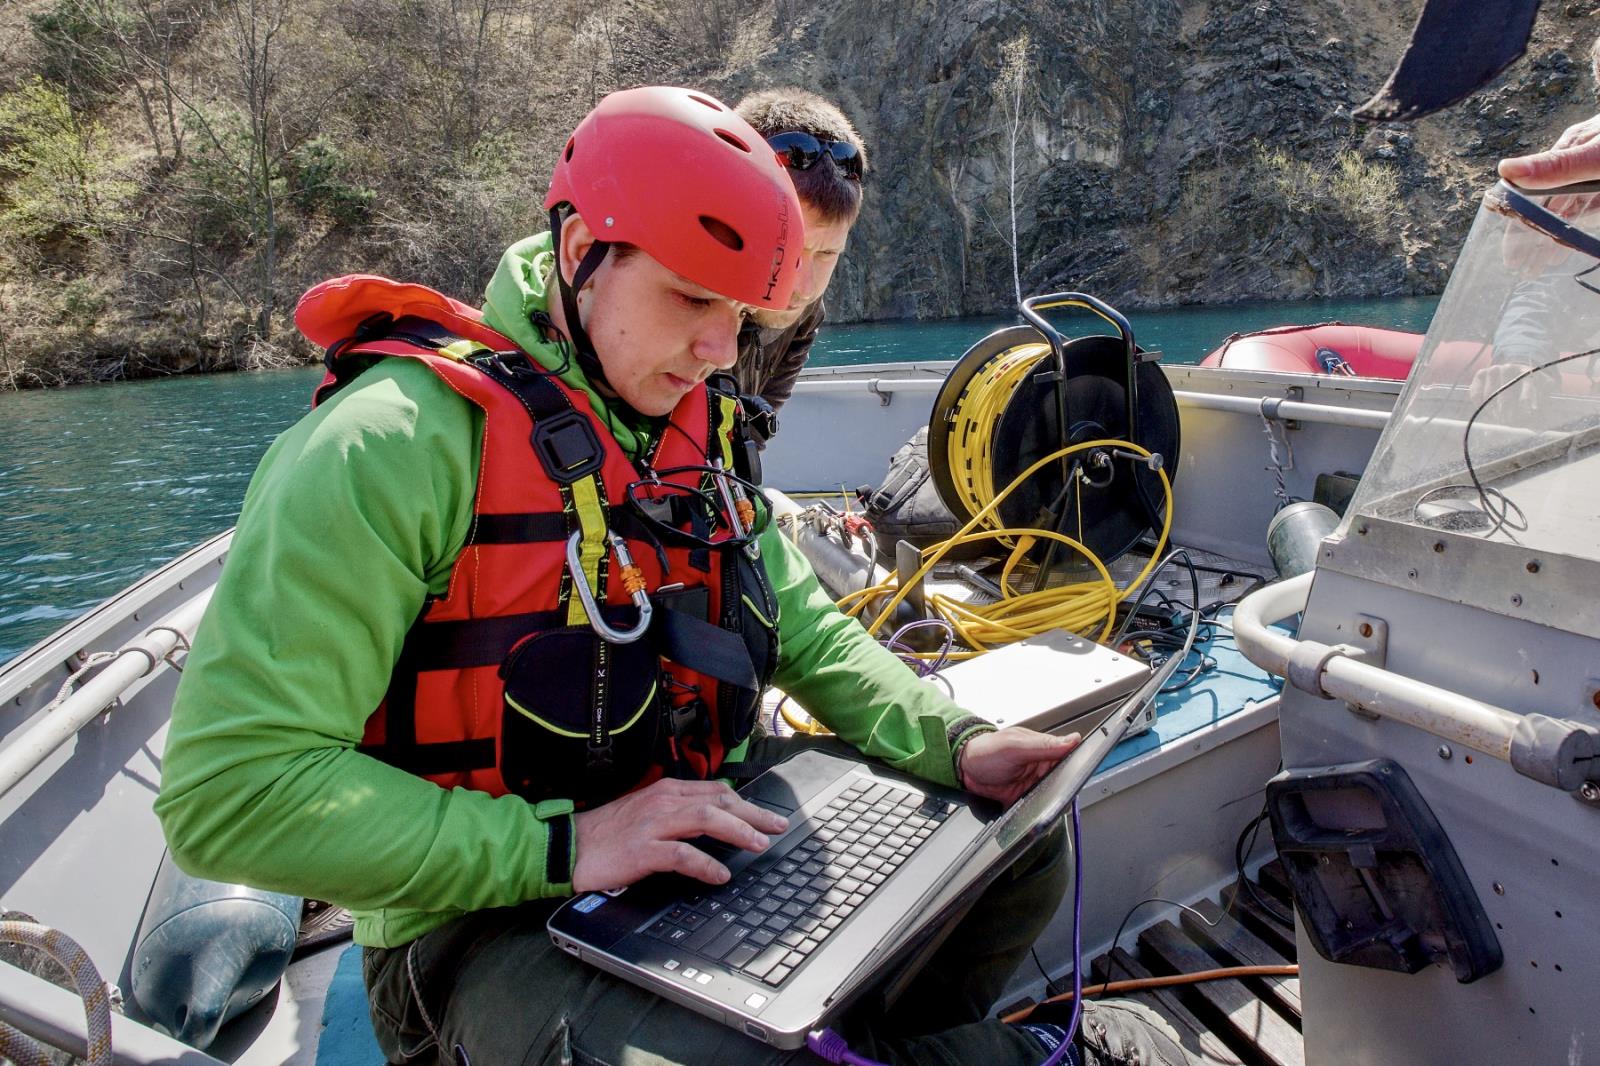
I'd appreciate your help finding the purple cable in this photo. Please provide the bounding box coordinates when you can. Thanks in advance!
[883,618,955,676]
[804,801,1086,1066]
[806,1028,891,1066]
[1039,798,1085,1066]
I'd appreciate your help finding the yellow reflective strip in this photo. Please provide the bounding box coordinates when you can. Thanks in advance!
[740,593,775,630]
[505,681,657,738]
[505,694,587,738]
[566,475,608,626]
[437,339,489,361]
[617,681,658,733]
[715,395,738,467]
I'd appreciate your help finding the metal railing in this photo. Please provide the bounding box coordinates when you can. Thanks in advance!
[0,589,212,800]
[1233,573,1599,792]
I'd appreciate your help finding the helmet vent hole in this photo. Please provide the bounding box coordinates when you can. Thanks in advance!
[698,216,744,252]
[714,129,751,153]
[688,93,723,111]
[563,137,575,161]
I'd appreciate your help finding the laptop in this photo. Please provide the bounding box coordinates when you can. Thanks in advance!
[547,669,1165,1049]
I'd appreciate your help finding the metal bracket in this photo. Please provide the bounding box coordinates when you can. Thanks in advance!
[1509,714,1600,792]
[1259,386,1305,430]
[1285,639,1359,701]
[867,380,893,407]
[1342,614,1389,665]
[1335,614,1389,719]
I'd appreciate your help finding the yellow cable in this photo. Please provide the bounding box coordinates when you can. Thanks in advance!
[786,331,1173,738]
[865,438,1172,643]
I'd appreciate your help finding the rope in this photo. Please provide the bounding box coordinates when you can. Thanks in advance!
[0,921,114,1066]
[44,653,121,711]
[1258,402,1295,509]
[848,438,1174,652]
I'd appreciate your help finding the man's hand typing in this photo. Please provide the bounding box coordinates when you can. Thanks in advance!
[571,778,789,892]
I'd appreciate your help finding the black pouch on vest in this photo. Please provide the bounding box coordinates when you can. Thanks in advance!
[499,627,663,806]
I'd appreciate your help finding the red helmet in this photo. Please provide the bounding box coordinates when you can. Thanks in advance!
[546,86,803,310]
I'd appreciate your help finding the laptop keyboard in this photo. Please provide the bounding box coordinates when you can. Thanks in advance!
[643,779,956,987]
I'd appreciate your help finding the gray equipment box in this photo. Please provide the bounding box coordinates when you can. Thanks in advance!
[935,629,1154,738]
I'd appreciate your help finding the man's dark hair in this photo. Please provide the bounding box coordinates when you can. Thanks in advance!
[736,88,866,224]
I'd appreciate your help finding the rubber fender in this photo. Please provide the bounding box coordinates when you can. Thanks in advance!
[130,849,300,1049]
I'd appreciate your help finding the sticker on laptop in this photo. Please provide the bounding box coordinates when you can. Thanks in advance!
[572,894,608,914]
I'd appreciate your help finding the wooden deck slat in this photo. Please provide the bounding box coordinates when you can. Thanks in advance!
[1092,949,1246,1066]
[1138,921,1305,1066]
[1225,882,1299,959]
[1183,900,1302,1019]
[1257,859,1294,905]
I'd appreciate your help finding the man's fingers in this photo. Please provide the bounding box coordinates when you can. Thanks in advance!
[1004,729,1080,763]
[1554,118,1600,150]
[666,801,776,853]
[1499,139,1600,190]
[659,780,788,833]
[655,839,730,884]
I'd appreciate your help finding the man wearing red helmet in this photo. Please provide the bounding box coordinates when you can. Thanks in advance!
[156,86,1189,1066]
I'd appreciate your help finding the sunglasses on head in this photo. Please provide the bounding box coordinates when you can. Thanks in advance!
[766,131,863,181]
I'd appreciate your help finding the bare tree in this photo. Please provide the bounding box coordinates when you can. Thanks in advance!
[997,32,1031,309]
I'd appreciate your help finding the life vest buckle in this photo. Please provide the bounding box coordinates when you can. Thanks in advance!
[532,409,606,484]
[565,530,654,643]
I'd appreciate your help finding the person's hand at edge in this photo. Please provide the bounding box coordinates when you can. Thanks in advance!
[1500,114,1600,188]
[957,728,1080,807]
[571,778,789,892]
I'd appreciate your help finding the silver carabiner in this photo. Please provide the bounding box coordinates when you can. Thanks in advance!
[565,530,653,643]
[711,458,761,560]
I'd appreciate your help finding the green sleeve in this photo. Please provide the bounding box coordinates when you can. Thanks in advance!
[762,524,993,787]
[154,361,577,928]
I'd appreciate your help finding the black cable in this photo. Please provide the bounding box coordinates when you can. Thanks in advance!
[1462,345,1600,538]
[1118,631,1217,692]
[1411,483,1527,534]
[1109,549,1203,646]
[1233,807,1293,927]
[1103,897,1221,986]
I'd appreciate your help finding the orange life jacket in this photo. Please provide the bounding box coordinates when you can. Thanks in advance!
[295,275,777,807]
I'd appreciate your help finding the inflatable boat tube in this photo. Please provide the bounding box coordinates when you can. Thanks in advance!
[1200,323,1423,380]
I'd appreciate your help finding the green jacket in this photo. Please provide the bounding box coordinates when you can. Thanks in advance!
[155,234,990,948]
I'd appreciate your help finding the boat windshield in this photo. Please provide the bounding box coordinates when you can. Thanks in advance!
[1345,181,1600,563]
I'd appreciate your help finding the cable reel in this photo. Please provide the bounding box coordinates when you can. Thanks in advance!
[927,293,1181,575]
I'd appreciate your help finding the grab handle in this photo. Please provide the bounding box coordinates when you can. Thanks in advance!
[1234,574,1600,794]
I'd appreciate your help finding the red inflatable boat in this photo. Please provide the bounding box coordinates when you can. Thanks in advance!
[1199,322,1424,380]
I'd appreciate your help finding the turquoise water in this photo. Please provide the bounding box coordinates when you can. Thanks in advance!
[0,295,1436,663]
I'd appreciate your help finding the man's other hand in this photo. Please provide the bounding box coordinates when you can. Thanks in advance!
[571,778,789,892]
[957,728,1081,807]
[1500,114,1600,189]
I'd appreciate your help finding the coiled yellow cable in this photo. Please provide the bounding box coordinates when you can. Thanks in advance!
[782,338,1174,734]
[855,437,1172,650]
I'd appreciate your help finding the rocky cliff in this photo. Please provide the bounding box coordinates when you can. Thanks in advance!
[0,0,1595,383]
[687,0,1598,320]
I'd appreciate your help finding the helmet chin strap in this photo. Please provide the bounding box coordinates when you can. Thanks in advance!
[549,206,619,398]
